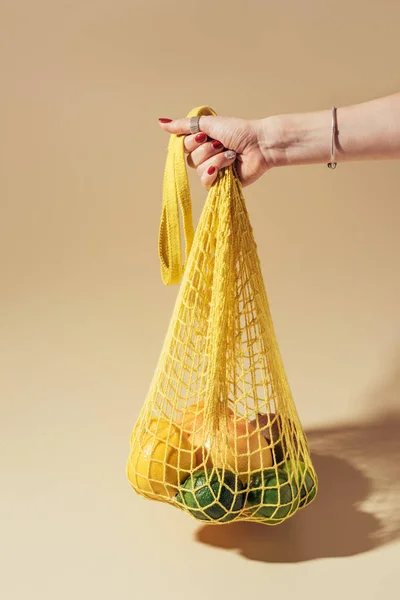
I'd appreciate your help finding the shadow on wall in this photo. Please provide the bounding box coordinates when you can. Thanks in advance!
[194,362,400,563]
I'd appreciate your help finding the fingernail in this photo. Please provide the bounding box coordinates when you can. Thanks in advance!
[195,133,207,143]
[207,166,216,175]
[158,118,172,123]
[225,150,236,159]
[212,140,224,149]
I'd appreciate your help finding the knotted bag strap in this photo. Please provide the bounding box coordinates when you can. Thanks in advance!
[158,105,217,285]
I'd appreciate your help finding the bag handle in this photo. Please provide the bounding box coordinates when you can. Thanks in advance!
[158,105,217,285]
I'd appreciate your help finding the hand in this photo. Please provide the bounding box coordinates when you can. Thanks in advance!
[158,115,274,189]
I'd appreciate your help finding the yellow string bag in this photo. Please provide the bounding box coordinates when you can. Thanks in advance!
[127,106,318,525]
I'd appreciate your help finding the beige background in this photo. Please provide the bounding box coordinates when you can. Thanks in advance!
[1,1,400,598]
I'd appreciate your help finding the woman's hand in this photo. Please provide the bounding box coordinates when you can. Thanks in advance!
[159,93,400,186]
[158,115,276,189]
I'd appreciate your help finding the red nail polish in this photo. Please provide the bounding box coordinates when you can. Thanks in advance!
[195,133,207,143]
[212,140,223,149]
[159,118,172,123]
[207,166,216,175]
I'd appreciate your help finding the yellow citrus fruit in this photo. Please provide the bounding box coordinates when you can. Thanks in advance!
[129,417,163,448]
[127,420,194,499]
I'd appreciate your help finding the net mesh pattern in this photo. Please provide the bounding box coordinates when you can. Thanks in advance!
[127,106,318,525]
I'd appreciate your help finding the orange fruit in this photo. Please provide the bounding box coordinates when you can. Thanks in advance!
[179,402,234,468]
[179,403,211,468]
[179,404,272,479]
[221,417,273,478]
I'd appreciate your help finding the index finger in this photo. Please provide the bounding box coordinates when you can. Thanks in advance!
[158,115,213,136]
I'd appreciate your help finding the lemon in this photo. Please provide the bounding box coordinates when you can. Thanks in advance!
[127,420,194,499]
[129,417,165,448]
[177,468,245,522]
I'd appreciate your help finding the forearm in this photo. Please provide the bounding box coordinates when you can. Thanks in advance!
[260,93,400,167]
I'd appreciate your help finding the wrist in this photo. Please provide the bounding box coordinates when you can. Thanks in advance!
[255,115,289,168]
[257,110,335,168]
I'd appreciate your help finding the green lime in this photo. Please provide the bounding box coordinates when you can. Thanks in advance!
[247,467,299,521]
[176,469,245,522]
[283,460,317,507]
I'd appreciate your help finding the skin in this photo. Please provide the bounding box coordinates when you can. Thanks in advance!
[158,92,400,190]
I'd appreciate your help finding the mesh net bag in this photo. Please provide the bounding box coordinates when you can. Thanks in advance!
[127,106,318,525]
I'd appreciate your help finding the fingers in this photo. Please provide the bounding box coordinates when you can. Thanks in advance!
[183,133,210,154]
[159,118,221,159]
[198,150,237,190]
[186,137,226,167]
[158,115,237,189]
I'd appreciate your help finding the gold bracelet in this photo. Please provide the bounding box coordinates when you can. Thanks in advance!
[327,106,338,169]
